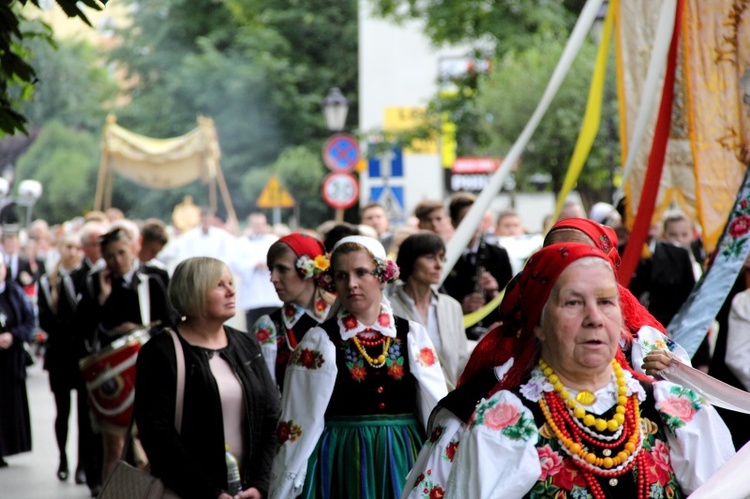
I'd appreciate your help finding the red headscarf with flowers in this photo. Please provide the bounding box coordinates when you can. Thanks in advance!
[458,243,648,392]
[545,217,666,336]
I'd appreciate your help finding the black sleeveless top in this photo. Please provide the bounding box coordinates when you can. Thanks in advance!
[320,316,418,417]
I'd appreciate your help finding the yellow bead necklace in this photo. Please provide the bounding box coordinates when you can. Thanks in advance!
[351,335,392,368]
[539,358,627,432]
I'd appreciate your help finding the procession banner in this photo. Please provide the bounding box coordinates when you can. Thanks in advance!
[618,0,683,287]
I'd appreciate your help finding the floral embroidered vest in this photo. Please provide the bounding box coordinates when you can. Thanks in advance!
[269,307,320,390]
[520,382,685,499]
[321,316,418,417]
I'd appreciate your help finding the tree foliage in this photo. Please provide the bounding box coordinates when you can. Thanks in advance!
[14,120,100,222]
[1,0,107,136]
[475,35,619,204]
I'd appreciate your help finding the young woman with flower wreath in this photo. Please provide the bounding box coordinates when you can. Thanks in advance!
[250,233,335,391]
[268,236,448,499]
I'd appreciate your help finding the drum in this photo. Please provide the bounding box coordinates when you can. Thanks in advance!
[79,329,151,431]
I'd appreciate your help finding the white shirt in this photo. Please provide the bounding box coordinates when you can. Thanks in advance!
[232,233,282,311]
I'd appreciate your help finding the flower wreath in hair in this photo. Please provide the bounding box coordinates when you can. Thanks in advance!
[320,235,400,293]
[295,254,330,280]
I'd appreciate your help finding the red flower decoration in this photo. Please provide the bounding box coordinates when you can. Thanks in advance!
[551,459,587,490]
[417,347,436,367]
[276,420,302,445]
[299,348,324,369]
[284,304,296,318]
[445,440,458,462]
[413,473,426,488]
[730,214,750,238]
[429,485,445,499]
[315,298,326,312]
[255,328,271,344]
[342,315,358,330]
[429,426,444,443]
[742,199,749,209]
[350,364,367,381]
[377,313,391,327]
[387,363,404,380]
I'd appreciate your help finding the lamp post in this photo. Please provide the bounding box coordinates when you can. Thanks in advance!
[322,87,349,132]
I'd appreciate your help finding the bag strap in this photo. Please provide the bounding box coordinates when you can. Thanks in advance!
[120,328,186,462]
[167,328,186,434]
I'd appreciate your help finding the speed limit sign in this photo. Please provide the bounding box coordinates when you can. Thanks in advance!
[321,172,359,209]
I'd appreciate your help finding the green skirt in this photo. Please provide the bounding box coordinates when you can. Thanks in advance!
[301,413,424,499]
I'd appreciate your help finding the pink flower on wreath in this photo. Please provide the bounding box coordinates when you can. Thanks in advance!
[377,313,391,327]
[730,214,750,238]
[483,402,521,431]
[537,445,564,480]
[255,328,271,344]
[342,315,358,330]
[417,347,436,367]
[742,199,749,209]
[659,396,696,423]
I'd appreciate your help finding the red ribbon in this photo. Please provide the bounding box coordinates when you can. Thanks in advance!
[618,0,684,287]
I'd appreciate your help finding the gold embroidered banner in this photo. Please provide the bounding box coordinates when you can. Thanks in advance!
[618,0,750,255]
[682,0,750,253]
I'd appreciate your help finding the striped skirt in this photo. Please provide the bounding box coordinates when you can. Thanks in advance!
[301,413,424,499]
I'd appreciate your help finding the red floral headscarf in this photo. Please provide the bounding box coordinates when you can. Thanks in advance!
[458,243,645,392]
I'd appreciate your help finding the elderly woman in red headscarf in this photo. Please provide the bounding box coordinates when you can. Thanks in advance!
[250,233,335,391]
[407,243,733,499]
[401,222,701,499]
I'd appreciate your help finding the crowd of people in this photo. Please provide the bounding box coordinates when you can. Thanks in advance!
[0,190,746,498]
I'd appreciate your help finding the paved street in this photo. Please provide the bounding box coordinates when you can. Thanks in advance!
[0,360,91,499]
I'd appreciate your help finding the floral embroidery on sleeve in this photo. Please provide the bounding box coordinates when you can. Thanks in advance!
[415,347,437,367]
[656,385,704,430]
[443,439,459,462]
[426,425,444,445]
[276,420,303,445]
[412,469,445,499]
[253,316,277,346]
[289,348,325,369]
[469,397,537,441]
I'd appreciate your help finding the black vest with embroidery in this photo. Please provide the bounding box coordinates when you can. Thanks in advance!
[269,307,320,390]
[321,316,418,417]
[519,382,685,499]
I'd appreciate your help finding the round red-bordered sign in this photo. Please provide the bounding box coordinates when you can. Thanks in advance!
[322,134,360,172]
[321,172,359,209]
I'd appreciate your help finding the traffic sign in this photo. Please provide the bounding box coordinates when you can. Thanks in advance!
[256,176,295,208]
[322,172,359,209]
[323,134,360,172]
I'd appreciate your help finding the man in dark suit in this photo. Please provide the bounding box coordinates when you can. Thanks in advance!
[442,192,513,340]
[627,222,696,328]
[75,226,176,490]
[68,221,107,497]
[1,225,40,288]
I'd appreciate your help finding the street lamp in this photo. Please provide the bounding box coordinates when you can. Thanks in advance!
[16,180,43,228]
[321,87,349,132]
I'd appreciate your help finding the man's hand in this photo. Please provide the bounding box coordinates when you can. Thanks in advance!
[462,293,485,313]
[98,269,113,305]
[479,271,499,296]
